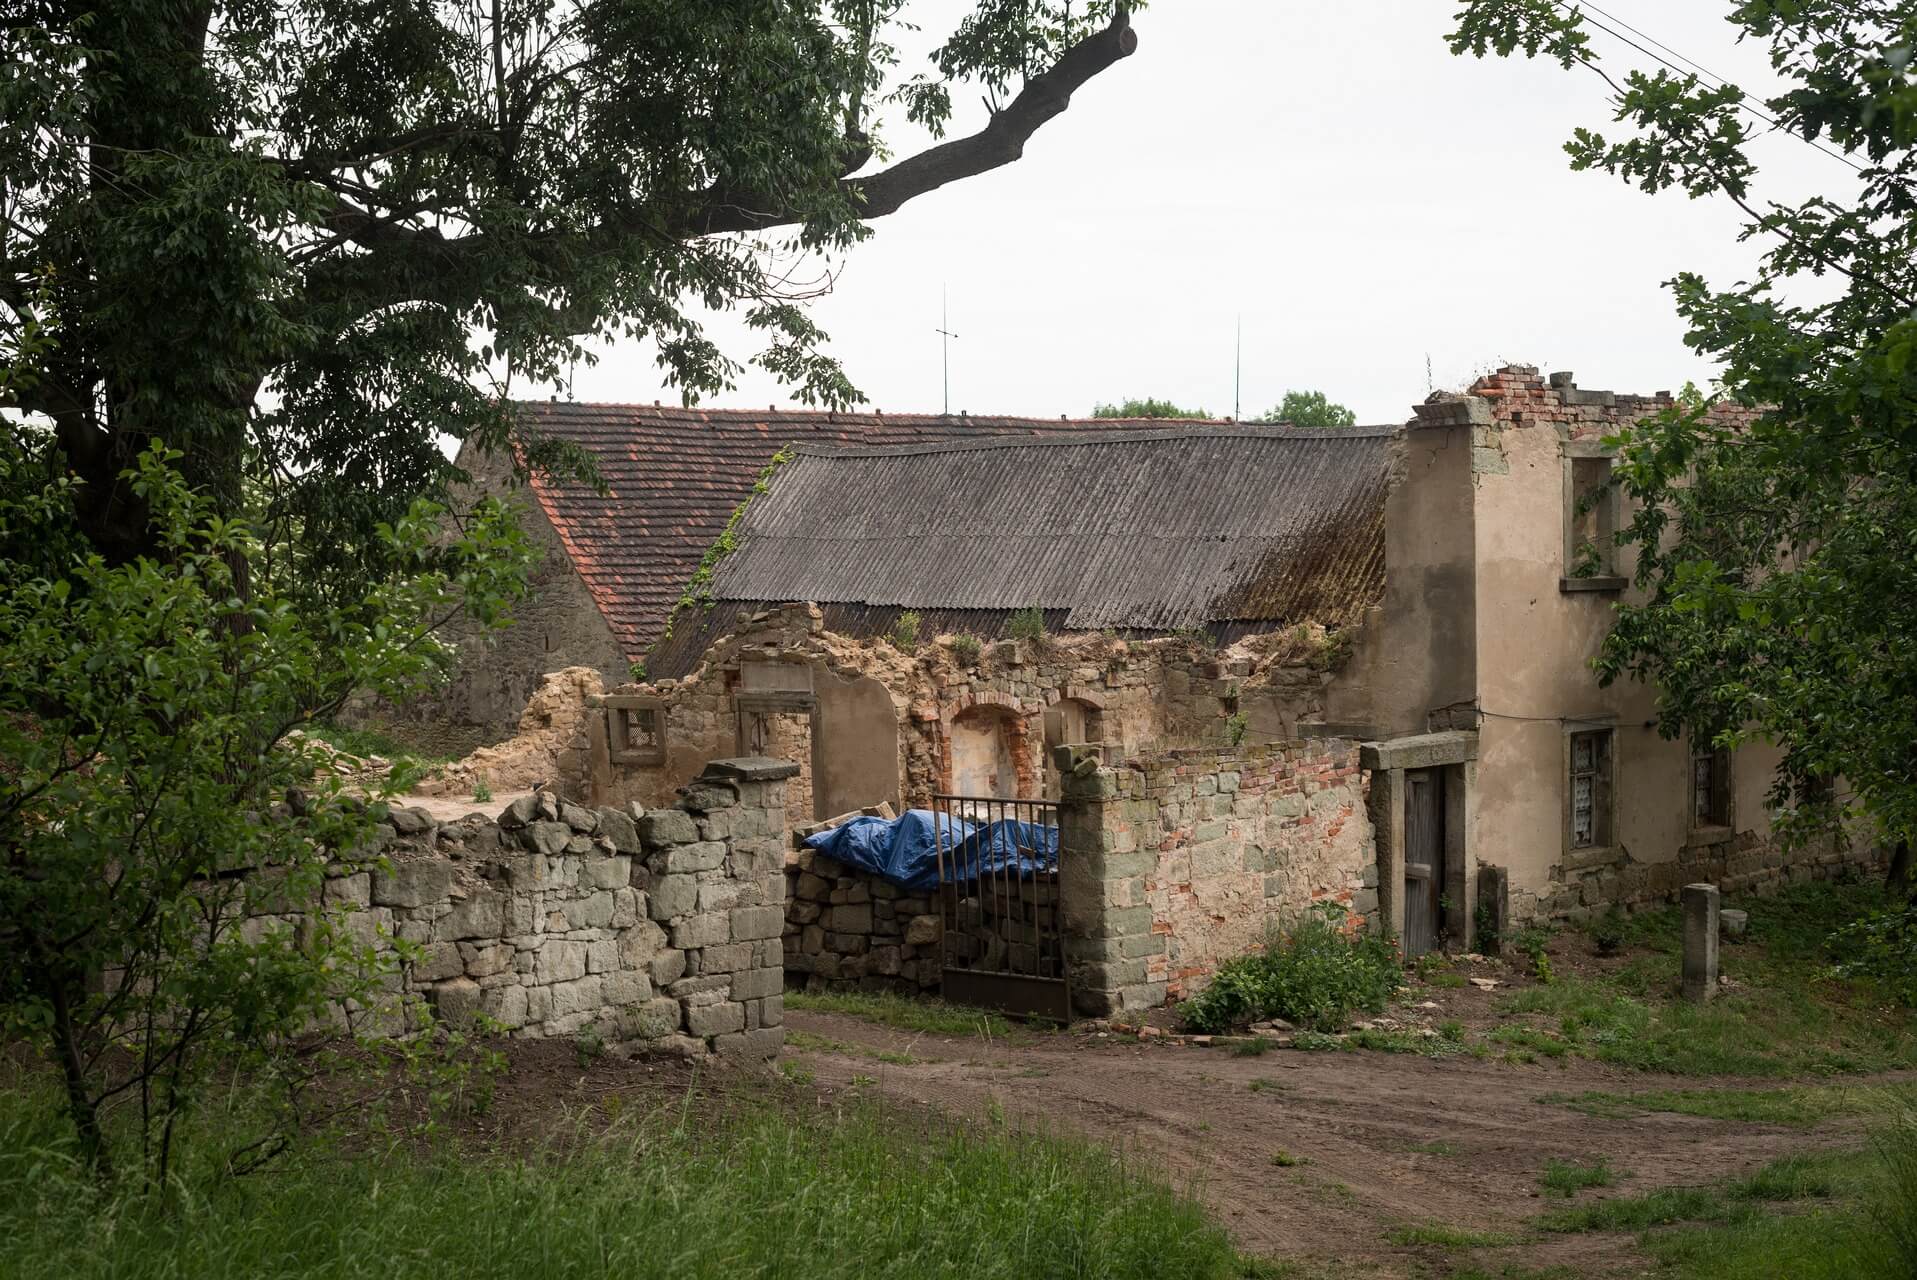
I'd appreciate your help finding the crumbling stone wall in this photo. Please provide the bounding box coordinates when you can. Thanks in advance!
[782,849,944,996]
[253,758,794,1056]
[565,604,1359,824]
[1058,739,1374,1016]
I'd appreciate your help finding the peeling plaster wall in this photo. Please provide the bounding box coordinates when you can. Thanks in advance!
[1058,740,1374,1015]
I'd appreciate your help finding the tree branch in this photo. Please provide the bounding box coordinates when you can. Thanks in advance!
[686,8,1138,236]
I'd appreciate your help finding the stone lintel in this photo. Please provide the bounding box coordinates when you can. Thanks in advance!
[700,757,801,783]
[1360,731,1479,773]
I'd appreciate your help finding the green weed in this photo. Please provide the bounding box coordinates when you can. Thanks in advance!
[1386,1222,1517,1248]
[1180,903,1402,1034]
[783,990,1018,1040]
[1539,1157,1617,1197]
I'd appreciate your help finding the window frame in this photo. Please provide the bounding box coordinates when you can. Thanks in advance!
[1688,736,1734,837]
[1561,717,1618,857]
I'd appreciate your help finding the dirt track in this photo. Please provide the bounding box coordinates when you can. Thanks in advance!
[782,1009,1862,1277]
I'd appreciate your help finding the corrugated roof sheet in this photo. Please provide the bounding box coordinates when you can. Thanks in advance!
[649,425,1390,675]
[513,402,1224,660]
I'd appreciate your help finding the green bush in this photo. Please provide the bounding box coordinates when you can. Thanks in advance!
[1008,605,1047,642]
[1829,902,1917,1006]
[892,611,921,652]
[950,633,981,666]
[1179,904,1402,1034]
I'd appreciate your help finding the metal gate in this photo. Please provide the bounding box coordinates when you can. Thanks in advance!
[931,793,1069,1021]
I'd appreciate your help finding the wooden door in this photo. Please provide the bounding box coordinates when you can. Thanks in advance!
[1403,768,1445,957]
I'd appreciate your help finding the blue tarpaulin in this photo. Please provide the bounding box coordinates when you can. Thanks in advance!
[801,810,1058,892]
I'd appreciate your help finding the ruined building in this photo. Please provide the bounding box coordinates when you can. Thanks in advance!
[409,366,1875,1019]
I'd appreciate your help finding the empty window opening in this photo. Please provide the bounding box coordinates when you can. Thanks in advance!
[1692,743,1732,828]
[1567,455,1619,578]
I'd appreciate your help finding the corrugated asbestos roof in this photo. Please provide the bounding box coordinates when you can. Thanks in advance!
[649,426,1391,676]
[513,402,1225,660]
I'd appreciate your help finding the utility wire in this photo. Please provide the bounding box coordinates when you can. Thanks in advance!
[1555,0,1872,178]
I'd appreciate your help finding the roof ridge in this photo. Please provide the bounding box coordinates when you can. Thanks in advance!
[783,424,1398,458]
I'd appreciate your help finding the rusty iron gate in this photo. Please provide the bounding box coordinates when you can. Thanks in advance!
[931,793,1069,1021]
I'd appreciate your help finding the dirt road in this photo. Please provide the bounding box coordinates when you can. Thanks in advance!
[783,1009,1858,1277]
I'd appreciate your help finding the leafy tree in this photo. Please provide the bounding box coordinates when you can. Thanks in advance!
[0,431,532,1184]
[0,2,1145,589]
[1256,389,1357,429]
[1447,5,1917,866]
[1092,398,1211,419]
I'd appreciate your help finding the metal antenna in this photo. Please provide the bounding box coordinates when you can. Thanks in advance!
[1233,314,1241,422]
[936,285,959,415]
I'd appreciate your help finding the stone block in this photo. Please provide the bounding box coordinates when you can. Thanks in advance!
[651,947,687,987]
[671,911,732,950]
[903,914,941,946]
[460,942,513,979]
[699,942,754,974]
[698,881,743,913]
[731,905,784,943]
[639,809,699,848]
[567,890,616,931]
[549,974,604,1018]
[431,976,482,1026]
[829,903,873,933]
[413,941,465,982]
[596,807,640,854]
[324,872,372,907]
[710,1027,784,1059]
[601,969,653,1007]
[442,891,505,940]
[684,999,747,1038]
[648,873,699,920]
[482,982,529,1029]
[796,872,832,901]
[587,938,619,974]
[731,966,783,1001]
[371,859,454,910]
[664,841,727,874]
[520,821,573,857]
[1681,883,1720,1002]
[677,780,739,813]
[759,995,784,1027]
[559,801,599,833]
[535,940,588,984]
[584,856,631,890]
[499,794,541,829]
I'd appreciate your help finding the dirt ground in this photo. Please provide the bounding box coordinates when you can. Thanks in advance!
[775,1008,1874,1278]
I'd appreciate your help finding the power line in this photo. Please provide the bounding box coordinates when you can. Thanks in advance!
[1556,0,1871,178]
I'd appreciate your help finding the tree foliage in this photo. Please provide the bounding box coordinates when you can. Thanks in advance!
[1,1,1144,586]
[1256,389,1357,429]
[1448,4,1917,855]
[1092,397,1210,419]
[0,430,531,1184]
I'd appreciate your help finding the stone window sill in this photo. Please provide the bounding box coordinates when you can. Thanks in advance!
[1685,824,1735,849]
[1560,576,1627,594]
[1563,842,1622,872]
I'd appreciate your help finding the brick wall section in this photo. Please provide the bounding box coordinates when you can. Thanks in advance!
[1057,739,1375,1016]
[253,757,794,1057]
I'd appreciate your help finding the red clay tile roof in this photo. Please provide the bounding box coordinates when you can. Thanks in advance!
[514,402,1221,661]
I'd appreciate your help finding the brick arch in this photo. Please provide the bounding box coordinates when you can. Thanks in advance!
[940,696,1041,798]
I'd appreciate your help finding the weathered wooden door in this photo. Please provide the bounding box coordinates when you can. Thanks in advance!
[1403,768,1445,957]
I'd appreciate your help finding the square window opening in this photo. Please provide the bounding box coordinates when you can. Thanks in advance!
[1567,455,1619,578]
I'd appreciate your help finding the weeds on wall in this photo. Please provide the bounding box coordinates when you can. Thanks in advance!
[1179,903,1403,1034]
[1008,605,1047,642]
[949,633,982,667]
[1224,711,1249,747]
[891,611,921,653]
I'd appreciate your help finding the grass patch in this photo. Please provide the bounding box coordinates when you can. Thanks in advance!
[0,1082,1247,1279]
[1490,881,1917,1078]
[1539,1157,1617,1197]
[1542,1082,1917,1126]
[1385,1222,1518,1248]
[783,1030,920,1066]
[1269,1149,1308,1167]
[1228,1036,1275,1056]
[783,989,1020,1040]
[1539,1151,1848,1234]
[1179,904,1402,1034]
[306,720,451,767]
[1407,1139,1462,1156]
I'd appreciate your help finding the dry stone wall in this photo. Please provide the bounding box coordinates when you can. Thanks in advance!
[262,758,795,1056]
[1059,739,1374,1016]
[782,848,944,996]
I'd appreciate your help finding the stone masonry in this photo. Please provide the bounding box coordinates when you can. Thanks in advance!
[253,757,796,1057]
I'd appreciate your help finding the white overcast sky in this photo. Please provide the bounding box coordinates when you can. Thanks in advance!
[546,1,1847,426]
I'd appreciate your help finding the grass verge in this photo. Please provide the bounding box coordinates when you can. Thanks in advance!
[1540,1082,1917,1126]
[0,1081,1251,1279]
[784,989,1021,1040]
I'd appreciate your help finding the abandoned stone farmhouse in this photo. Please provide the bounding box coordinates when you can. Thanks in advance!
[418,365,1873,1024]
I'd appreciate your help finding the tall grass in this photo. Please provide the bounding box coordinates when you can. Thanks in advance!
[0,1082,1245,1280]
